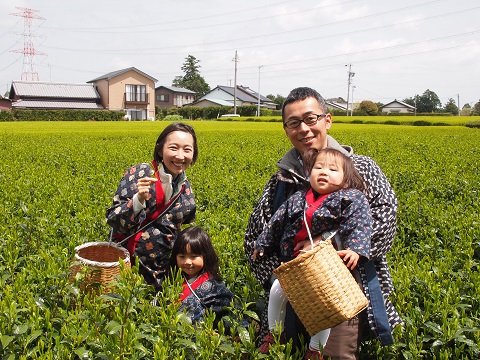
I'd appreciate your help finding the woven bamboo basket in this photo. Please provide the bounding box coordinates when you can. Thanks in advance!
[273,239,368,335]
[69,242,131,294]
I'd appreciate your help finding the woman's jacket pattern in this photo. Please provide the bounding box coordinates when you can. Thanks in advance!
[106,163,196,290]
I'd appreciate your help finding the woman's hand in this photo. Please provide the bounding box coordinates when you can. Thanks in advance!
[136,177,158,203]
[294,234,323,253]
[337,249,360,270]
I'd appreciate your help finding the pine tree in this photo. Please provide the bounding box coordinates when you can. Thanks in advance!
[172,55,210,98]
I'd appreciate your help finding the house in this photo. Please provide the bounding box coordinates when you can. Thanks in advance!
[194,85,276,110]
[192,98,235,108]
[381,99,416,114]
[155,85,196,109]
[88,67,157,120]
[0,97,12,111]
[8,81,103,110]
[326,101,347,112]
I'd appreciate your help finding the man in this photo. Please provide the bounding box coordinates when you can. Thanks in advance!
[244,87,402,359]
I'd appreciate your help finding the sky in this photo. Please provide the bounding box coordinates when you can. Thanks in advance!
[1,0,479,107]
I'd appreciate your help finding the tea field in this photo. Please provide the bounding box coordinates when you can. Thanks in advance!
[0,121,478,359]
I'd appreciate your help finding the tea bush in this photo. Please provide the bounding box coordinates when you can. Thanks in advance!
[0,121,478,359]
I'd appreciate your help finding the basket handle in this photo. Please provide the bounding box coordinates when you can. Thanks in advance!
[303,210,338,248]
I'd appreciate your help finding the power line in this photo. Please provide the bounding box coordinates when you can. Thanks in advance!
[40,0,357,33]
[39,6,480,57]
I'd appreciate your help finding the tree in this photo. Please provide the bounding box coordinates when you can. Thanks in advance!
[416,89,442,113]
[403,96,417,107]
[472,101,480,116]
[358,100,378,115]
[172,55,210,98]
[266,94,286,109]
[443,98,458,115]
[460,103,472,115]
[405,90,441,113]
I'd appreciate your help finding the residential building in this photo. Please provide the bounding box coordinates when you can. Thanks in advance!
[0,97,12,111]
[326,101,347,112]
[88,67,157,120]
[194,85,276,109]
[381,99,416,114]
[8,81,102,110]
[155,85,196,109]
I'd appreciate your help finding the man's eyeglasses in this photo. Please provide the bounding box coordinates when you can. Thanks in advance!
[283,114,327,129]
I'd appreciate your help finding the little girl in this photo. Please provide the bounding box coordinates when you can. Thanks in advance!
[253,148,372,359]
[170,226,234,325]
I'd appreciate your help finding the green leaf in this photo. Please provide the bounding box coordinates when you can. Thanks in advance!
[34,297,46,309]
[244,310,260,322]
[218,342,235,354]
[176,338,197,350]
[26,330,42,346]
[99,293,124,302]
[1,335,15,348]
[106,320,123,335]
[74,347,91,359]
[13,324,29,335]
[236,326,250,344]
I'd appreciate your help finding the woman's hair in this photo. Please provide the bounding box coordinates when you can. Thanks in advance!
[170,226,222,281]
[303,148,366,192]
[281,87,328,121]
[153,122,199,165]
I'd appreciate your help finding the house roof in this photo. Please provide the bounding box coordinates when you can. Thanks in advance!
[237,85,274,103]
[381,99,416,109]
[201,85,275,105]
[326,101,347,111]
[215,85,259,103]
[12,99,103,109]
[10,81,100,99]
[87,67,158,83]
[195,98,233,107]
[155,85,196,94]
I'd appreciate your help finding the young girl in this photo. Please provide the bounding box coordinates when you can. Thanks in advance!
[253,148,372,359]
[170,226,234,325]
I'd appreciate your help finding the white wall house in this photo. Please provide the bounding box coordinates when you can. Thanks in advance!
[381,99,416,114]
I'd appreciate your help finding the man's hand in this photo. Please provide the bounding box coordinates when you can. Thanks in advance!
[252,248,263,260]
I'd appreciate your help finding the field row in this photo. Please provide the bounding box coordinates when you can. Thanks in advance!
[0,121,478,359]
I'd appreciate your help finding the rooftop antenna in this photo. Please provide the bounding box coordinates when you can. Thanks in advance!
[10,7,46,81]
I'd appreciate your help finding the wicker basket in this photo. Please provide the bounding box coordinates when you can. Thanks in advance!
[69,242,131,294]
[273,239,368,335]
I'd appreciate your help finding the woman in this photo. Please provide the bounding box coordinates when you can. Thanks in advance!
[106,122,198,291]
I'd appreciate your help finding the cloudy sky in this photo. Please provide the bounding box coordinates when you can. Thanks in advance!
[1,0,479,107]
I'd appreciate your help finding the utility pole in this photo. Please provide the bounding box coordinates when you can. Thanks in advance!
[345,64,355,116]
[457,94,460,116]
[257,65,263,117]
[351,85,356,116]
[233,51,238,115]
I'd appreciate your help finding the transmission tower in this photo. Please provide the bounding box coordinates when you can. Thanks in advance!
[10,7,46,81]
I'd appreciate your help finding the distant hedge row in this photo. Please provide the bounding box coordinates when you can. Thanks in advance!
[0,109,126,122]
[156,105,282,120]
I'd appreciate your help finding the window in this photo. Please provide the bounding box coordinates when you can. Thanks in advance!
[175,94,183,106]
[157,94,169,102]
[126,84,146,102]
[126,109,147,120]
